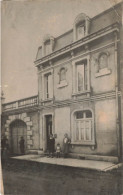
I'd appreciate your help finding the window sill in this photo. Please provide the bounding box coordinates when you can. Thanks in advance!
[72,90,90,96]
[57,80,68,88]
[95,68,111,78]
[71,141,95,146]
[41,98,53,103]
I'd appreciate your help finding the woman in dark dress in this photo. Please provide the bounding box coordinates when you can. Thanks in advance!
[63,133,71,158]
[48,134,55,158]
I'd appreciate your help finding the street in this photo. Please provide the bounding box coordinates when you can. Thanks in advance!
[2,158,123,195]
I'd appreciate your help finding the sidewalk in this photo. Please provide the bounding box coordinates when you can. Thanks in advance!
[11,154,122,172]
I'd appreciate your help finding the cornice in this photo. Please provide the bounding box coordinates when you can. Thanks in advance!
[34,23,119,67]
[2,91,121,115]
[38,91,121,110]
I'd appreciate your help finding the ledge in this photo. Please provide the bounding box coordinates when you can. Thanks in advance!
[41,98,53,103]
[72,90,91,96]
[95,68,111,77]
[57,80,68,88]
[71,141,95,146]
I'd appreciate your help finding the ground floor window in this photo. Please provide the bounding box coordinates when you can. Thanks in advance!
[73,110,94,144]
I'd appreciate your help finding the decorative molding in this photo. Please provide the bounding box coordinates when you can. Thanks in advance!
[57,80,68,88]
[95,68,111,77]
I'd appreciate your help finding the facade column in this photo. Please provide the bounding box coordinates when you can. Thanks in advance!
[39,111,43,150]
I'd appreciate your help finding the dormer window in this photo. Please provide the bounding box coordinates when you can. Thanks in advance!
[45,40,51,55]
[42,34,55,57]
[77,22,85,39]
[73,13,90,41]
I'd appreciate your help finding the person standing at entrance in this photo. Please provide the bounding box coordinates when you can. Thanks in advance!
[63,133,71,158]
[19,136,25,155]
[48,134,55,158]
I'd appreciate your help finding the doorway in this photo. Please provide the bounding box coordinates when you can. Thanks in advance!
[46,115,52,151]
[10,119,27,154]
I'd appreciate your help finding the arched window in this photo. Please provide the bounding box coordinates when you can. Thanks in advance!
[73,13,90,41]
[60,68,66,81]
[99,53,108,70]
[73,110,93,142]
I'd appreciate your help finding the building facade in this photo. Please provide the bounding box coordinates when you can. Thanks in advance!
[2,2,123,162]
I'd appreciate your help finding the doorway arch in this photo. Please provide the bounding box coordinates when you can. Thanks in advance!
[10,119,27,154]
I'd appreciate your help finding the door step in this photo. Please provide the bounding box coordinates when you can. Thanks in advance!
[68,153,118,163]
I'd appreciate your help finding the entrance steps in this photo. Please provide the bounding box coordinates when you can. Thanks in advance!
[28,150,118,163]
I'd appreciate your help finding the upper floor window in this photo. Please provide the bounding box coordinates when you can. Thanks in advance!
[44,73,53,99]
[72,57,90,95]
[98,53,108,70]
[76,60,87,92]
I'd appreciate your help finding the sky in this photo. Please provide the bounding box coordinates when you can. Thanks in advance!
[1,0,122,103]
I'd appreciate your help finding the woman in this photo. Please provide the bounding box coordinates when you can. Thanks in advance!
[63,133,71,158]
[48,134,55,158]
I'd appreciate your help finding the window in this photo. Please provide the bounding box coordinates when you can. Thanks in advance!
[73,13,90,41]
[74,110,93,142]
[77,23,85,39]
[99,53,108,70]
[45,41,51,55]
[76,60,87,92]
[44,73,53,99]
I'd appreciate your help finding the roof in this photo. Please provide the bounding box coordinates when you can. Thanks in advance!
[36,2,122,61]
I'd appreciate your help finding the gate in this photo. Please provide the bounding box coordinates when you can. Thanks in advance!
[10,119,27,154]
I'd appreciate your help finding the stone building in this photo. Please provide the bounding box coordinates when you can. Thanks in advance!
[2,2,123,163]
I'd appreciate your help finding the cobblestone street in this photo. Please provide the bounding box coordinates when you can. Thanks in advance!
[2,159,123,195]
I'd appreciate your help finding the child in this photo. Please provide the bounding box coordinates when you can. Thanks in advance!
[56,143,61,158]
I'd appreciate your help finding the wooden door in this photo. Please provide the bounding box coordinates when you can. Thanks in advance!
[46,115,52,150]
[10,120,27,154]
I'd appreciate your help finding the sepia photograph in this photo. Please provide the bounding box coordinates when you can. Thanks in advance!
[1,0,123,194]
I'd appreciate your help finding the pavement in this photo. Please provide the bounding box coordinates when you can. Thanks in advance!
[11,154,122,172]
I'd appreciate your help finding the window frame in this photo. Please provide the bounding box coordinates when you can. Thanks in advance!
[42,69,53,101]
[77,22,85,40]
[72,56,90,96]
[71,109,95,146]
